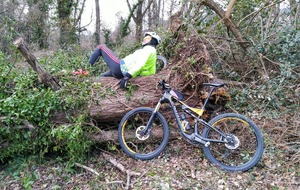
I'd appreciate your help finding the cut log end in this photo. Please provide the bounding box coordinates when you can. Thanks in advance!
[13,37,24,47]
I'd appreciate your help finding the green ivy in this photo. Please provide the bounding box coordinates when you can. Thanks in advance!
[51,115,93,163]
[0,69,62,162]
[0,50,93,164]
[228,77,298,119]
[267,28,300,79]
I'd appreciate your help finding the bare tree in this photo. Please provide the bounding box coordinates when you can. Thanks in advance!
[126,0,154,40]
[148,0,160,28]
[26,0,50,49]
[168,0,177,20]
[156,0,162,26]
[147,0,153,28]
[57,0,77,48]
[95,0,101,44]
[56,0,87,48]
[289,0,300,28]
[74,0,87,35]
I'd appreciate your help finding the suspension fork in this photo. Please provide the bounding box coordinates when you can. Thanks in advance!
[140,98,163,135]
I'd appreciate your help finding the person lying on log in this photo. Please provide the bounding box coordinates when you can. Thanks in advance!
[87,32,161,89]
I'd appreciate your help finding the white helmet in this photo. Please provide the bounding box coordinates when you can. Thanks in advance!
[144,32,161,44]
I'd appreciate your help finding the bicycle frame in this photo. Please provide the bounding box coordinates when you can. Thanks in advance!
[142,84,229,146]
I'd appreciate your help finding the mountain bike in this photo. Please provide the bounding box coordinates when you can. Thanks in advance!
[118,80,264,172]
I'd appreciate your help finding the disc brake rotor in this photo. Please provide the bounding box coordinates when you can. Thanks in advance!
[136,126,149,140]
[225,135,240,149]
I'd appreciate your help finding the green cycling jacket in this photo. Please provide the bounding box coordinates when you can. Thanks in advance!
[121,45,157,78]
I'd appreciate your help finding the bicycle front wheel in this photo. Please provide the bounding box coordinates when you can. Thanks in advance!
[202,113,264,172]
[118,107,169,160]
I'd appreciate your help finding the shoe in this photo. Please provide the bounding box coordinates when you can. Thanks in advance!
[100,71,113,77]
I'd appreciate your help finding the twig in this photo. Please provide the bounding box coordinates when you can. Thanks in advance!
[74,162,100,176]
[102,153,141,176]
[258,53,269,80]
[130,169,149,187]
[102,152,141,190]
[113,80,121,90]
[238,1,284,26]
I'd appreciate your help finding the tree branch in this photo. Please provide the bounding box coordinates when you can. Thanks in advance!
[142,0,154,17]
[102,153,141,176]
[225,0,236,19]
[13,38,60,91]
[75,162,100,176]
[201,0,250,50]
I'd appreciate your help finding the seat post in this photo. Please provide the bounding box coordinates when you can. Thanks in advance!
[201,86,216,110]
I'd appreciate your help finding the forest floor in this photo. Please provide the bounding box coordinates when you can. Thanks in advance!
[1,44,299,189]
[1,117,299,190]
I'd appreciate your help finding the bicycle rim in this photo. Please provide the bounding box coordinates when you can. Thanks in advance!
[202,113,264,171]
[156,55,168,72]
[118,108,169,160]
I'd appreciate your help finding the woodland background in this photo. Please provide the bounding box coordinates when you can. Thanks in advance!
[0,0,299,189]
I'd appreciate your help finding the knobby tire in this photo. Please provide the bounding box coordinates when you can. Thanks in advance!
[202,113,264,172]
[118,107,169,160]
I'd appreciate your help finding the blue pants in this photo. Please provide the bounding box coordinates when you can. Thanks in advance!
[88,45,123,79]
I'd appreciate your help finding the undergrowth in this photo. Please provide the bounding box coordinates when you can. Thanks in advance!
[0,29,299,188]
[0,49,95,165]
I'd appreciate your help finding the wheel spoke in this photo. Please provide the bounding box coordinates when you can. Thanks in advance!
[118,108,169,160]
[202,113,264,171]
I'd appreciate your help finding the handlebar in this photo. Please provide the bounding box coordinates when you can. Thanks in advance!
[157,80,170,91]
[158,80,226,90]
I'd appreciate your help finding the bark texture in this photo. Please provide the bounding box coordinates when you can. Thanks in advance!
[14,35,228,126]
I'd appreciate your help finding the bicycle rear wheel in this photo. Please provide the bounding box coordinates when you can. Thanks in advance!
[118,107,169,160]
[156,55,168,72]
[202,113,264,172]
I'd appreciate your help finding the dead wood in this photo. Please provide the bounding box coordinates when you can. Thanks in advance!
[102,152,141,189]
[13,35,230,143]
[75,162,100,176]
[13,38,60,90]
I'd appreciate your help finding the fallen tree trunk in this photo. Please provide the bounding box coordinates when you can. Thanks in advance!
[14,36,229,136]
[90,127,180,143]
[88,70,174,122]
